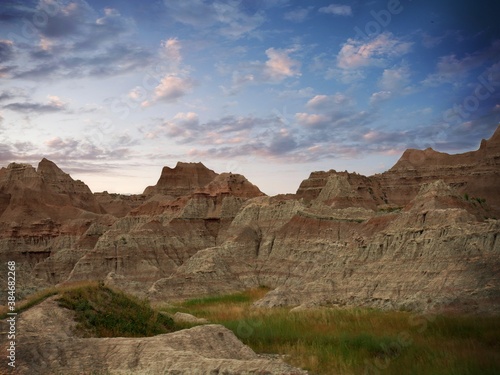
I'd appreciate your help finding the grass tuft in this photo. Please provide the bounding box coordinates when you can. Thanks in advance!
[57,284,176,337]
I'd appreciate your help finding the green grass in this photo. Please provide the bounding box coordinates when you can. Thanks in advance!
[158,289,500,375]
[5,283,499,374]
[57,284,176,337]
[0,281,99,320]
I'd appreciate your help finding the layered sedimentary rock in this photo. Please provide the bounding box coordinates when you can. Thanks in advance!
[0,159,111,297]
[150,179,500,313]
[65,168,265,295]
[148,126,500,313]
[377,125,500,214]
[0,125,499,313]
[143,162,218,197]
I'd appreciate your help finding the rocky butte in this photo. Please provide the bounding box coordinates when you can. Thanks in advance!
[0,125,499,373]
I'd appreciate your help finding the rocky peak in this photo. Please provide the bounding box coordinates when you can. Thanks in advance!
[194,172,266,198]
[388,147,447,172]
[0,162,38,184]
[0,159,102,219]
[479,124,500,150]
[37,158,94,195]
[406,180,461,211]
[378,124,500,214]
[37,158,66,178]
[143,162,218,197]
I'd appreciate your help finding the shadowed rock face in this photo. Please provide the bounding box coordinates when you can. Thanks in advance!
[0,125,499,314]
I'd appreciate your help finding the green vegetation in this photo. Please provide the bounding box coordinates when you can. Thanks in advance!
[57,284,176,337]
[159,289,500,375]
[4,283,499,374]
[463,192,487,206]
[0,281,100,320]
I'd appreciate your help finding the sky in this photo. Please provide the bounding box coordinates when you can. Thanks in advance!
[0,0,499,195]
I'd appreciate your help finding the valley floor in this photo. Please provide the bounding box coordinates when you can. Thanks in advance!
[159,288,500,375]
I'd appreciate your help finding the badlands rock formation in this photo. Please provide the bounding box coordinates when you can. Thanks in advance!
[143,161,218,197]
[0,296,306,374]
[0,125,499,314]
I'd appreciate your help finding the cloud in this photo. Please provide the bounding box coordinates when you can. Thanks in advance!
[145,112,300,158]
[319,4,352,16]
[422,40,500,87]
[1,2,148,80]
[378,65,411,91]
[0,132,134,167]
[284,7,313,22]
[3,95,68,113]
[0,40,14,62]
[136,38,193,106]
[44,136,132,160]
[268,128,297,154]
[276,87,315,99]
[295,112,331,128]
[325,67,366,83]
[264,47,301,81]
[369,91,392,106]
[146,112,271,142]
[220,46,301,94]
[161,38,182,72]
[152,75,193,103]
[163,0,265,39]
[306,93,354,110]
[421,31,459,49]
[36,0,94,39]
[45,137,79,150]
[153,112,201,140]
[337,32,412,69]
[0,88,27,102]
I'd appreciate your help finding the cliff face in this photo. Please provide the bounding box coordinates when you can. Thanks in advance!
[377,125,500,214]
[0,125,499,313]
[148,126,500,313]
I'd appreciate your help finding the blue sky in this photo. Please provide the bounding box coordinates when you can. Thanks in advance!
[0,0,499,195]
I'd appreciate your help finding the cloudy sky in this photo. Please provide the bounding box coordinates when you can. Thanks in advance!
[0,0,499,195]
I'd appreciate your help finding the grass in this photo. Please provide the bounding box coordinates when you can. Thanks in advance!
[57,284,176,337]
[158,289,500,375]
[1,281,177,338]
[3,283,499,374]
[0,280,99,320]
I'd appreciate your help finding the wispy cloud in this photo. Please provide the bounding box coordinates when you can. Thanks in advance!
[2,3,148,80]
[306,93,354,110]
[369,91,392,106]
[319,4,352,16]
[163,0,265,39]
[378,64,411,91]
[337,32,412,69]
[139,38,193,106]
[0,39,14,62]
[2,95,68,114]
[422,40,500,87]
[284,7,313,22]
[220,46,301,94]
